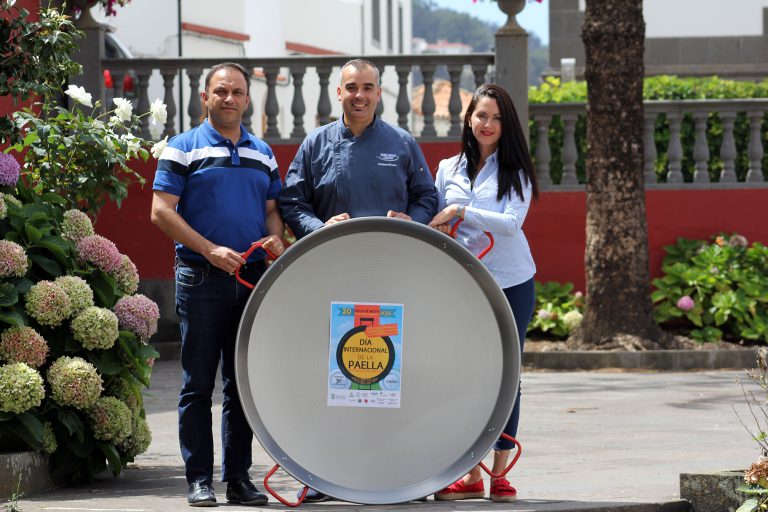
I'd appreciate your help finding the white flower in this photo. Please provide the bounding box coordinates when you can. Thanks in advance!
[112,97,133,122]
[64,85,93,108]
[91,119,105,131]
[149,99,167,126]
[108,116,121,127]
[150,136,168,159]
[121,133,141,157]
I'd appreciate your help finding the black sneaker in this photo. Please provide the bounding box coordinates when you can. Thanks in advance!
[187,480,217,507]
[226,479,269,506]
[299,487,332,503]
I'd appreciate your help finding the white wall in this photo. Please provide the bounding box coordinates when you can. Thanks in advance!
[102,0,413,138]
[577,0,768,38]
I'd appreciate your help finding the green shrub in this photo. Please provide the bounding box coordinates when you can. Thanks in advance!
[529,76,768,183]
[651,234,768,343]
[527,281,585,338]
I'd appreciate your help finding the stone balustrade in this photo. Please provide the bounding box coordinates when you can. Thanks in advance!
[530,99,768,188]
[105,55,767,188]
[103,54,494,143]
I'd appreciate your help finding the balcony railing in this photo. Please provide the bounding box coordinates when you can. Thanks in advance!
[104,55,767,188]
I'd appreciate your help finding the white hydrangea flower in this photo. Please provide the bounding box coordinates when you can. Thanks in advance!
[64,85,93,108]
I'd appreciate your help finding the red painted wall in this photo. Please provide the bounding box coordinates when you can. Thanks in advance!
[96,142,768,292]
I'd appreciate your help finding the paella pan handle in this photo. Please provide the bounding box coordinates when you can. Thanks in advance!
[263,464,309,507]
[235,242,279,290]
[449,218,495,260]
[478,433,522,479]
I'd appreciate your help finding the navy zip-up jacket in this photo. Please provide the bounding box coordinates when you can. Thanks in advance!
[279,116,438,239]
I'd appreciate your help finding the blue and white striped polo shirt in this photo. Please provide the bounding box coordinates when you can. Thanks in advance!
[153,119,282,263]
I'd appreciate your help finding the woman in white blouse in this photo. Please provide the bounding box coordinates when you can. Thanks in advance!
[430,84,539,503]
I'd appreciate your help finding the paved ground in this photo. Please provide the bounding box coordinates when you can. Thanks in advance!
[13,360,761,511]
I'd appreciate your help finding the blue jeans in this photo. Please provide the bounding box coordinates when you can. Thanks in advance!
[495,277,535,451]
[175,260,264,484]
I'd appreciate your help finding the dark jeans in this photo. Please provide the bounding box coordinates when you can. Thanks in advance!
[495,277,535,451]
[175,260,265,484]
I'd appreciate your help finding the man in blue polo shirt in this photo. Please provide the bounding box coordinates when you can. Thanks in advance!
[151,62,284,507]
[279,59,438,241]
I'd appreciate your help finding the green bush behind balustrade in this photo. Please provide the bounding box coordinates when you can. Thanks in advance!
[528,75,768,184]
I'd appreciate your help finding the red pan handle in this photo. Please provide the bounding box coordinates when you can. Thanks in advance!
[263,463,309,507]
[449,218,495,260]
[235,242,278,290]
[478,433,522,479]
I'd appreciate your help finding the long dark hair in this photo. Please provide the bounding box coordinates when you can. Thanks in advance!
[458,84,538,202]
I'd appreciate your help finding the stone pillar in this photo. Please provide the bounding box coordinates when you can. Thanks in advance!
[69,3,106,110]
[494,0,529,143]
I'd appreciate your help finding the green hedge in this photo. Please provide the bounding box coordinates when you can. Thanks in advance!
[528,76,768,184]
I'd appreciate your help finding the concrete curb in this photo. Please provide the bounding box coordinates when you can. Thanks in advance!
[152,341,758,371]
[0,451,55,500]
[523,349,758,371]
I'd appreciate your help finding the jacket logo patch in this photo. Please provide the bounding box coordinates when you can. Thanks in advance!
[376,153,400,162]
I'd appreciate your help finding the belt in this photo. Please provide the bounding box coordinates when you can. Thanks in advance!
[175,257,266,276]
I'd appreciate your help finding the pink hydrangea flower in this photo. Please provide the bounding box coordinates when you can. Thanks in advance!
[0,153,20,186]
[47,356,102,410]
[113,294,159,340]
[676,295,695,312]
[537,309,553,320]
[0,240,28,278]
[25,281,73,327]
[77,235,122,272]
[61,209,95,243]
[87,396,132,443]
[0,362,45,414]
[110,254,139,295]
[0,326,49,367]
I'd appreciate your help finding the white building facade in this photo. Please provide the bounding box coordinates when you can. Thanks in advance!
[99,0,413,138]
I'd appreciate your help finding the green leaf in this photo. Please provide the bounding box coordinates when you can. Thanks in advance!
[0,311,25,327]
[16,411,44,444]
[33,237,71,265]
[97,440,123,474]
[0,282,19,307]
[24,222,43,242]
[57,408,85,442]
[14,277,33,294]
[29,252,62,277]
[41,192,67,205]
[735,498,758,512]
[90,350,125,376]
[3,413,43,449]
[88,270,118,308]
[137,344,160,360]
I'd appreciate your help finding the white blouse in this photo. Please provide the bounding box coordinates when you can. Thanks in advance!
[434,152,536,289]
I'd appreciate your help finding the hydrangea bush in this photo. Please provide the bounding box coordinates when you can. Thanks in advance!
[651,233,768,343]
[527,281,585,338]
[0,162,160,481]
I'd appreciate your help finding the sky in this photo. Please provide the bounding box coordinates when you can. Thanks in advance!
[427,0,550,44]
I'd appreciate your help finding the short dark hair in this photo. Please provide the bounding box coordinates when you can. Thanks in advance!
[339,58,380,85]
[204,62,251,95]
